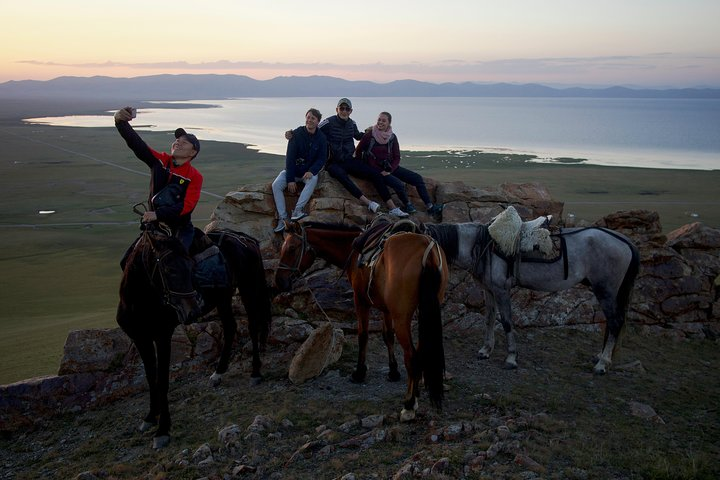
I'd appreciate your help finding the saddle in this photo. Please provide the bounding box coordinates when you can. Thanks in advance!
[353,217,421,268]
[519,228,569,280]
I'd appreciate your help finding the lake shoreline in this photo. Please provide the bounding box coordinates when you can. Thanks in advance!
[8,96,719,171]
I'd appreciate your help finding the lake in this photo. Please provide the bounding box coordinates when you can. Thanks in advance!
[25,97,720,170]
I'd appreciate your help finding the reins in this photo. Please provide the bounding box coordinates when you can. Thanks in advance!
[127,203,197,320]
[140,227,198,303]
[277,225,349,322]
[276,226,314,279]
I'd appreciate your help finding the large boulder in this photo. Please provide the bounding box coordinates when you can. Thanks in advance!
[288,322,345,384]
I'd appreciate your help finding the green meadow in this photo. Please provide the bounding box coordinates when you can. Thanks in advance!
[1,102,718,385]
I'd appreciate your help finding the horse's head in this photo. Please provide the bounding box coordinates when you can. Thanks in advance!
[274,222,317,292]
[123,227,200,324]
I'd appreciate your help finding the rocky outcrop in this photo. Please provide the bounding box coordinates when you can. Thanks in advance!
[2,174,718,432]
[209,173,718,336]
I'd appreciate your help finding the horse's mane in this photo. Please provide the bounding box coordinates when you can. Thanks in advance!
[422,224,459,263]
[144,230,188,255]
[471,225,493,278]
[303,221,363,233]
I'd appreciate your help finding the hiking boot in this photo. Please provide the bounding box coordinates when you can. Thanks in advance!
[290,210,308,221]
[405,203,417,214]
[427,204,444,216]
[389,207,409,218]
[368,201,380,213]
[273,220,287,233]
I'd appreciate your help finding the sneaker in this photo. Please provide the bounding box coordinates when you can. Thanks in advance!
[273,220,286,233]
[389,207,409,218]
[427,204,444,216]
[290,210,308,221]
[405,203,417,214]
[367,201,380,213]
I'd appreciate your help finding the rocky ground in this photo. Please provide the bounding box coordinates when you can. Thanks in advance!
[2,318,719,480]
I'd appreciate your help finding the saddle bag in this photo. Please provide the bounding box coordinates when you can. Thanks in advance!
[192,245,229,289]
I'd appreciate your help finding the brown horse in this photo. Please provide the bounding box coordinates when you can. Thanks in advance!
[275,221,449,421]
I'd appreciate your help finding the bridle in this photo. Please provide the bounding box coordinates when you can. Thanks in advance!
[129,203,198,316]
[276,225,315,282]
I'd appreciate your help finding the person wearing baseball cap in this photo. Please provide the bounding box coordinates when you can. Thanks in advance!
[114,106,204,321]
[285,97,407,216]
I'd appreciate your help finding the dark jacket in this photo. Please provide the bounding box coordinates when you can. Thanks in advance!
[318,115,364,163]
[355,132,401,172]
[285,126,328,183]
[115,120,203,229]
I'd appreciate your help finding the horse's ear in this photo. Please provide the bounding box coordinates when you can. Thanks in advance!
[286,221,301,234]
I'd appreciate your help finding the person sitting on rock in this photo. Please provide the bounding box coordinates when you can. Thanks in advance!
[356,111,443,218]
[286,98,408,217]
[271,108,328,233]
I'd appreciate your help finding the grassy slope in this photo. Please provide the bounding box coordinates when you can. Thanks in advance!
[0,104,718,384]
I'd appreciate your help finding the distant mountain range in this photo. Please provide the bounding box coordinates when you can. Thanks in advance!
[1,74,718,100]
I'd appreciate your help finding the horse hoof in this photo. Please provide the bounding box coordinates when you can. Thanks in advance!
[138,420,156,433]
[503,354,518,370]
[153,435,170,449]
[209,372,222,387]
[593,365,608,375]
[400,408,416,422]
[350,372,366,384]
[477,349,491,360]
[250,375,263,386]
[387,371,401,382]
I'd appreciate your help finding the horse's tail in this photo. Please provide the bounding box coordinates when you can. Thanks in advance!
[213,230,272,345]
[617,239,641,319]
[417,259,445,411]
[242,242,273,346]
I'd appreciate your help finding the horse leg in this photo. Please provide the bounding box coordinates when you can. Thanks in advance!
[350,300,371,383]
[495,289,518,369]
[593,290,624,375]
[134,337,160,433]
[210,297,236,387]
[242,290,266,385]
[395,323,419,422]
[152,333,173,449]
[381,312,401,382]
[239,259,272,384]
[478,288,497,360]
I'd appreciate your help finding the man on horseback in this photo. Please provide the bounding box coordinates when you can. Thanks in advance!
[114,106,204,323]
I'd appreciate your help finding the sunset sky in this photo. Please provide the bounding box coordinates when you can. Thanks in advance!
[2,0,719,88]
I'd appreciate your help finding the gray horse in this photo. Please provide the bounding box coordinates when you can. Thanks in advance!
[424,213,640,374]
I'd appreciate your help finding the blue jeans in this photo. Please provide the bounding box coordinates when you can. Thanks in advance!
[271,170,319,219]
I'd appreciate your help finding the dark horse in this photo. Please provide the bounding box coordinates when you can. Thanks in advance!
[275,221,448,421]
[424,221,640,374]
[117,224,271,448]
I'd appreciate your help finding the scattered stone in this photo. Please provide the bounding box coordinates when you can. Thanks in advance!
[360,414,384,429]
[629,401,665,424]
[615,360,646,373]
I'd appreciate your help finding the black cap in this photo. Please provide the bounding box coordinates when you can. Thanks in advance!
[174,128,200,154]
